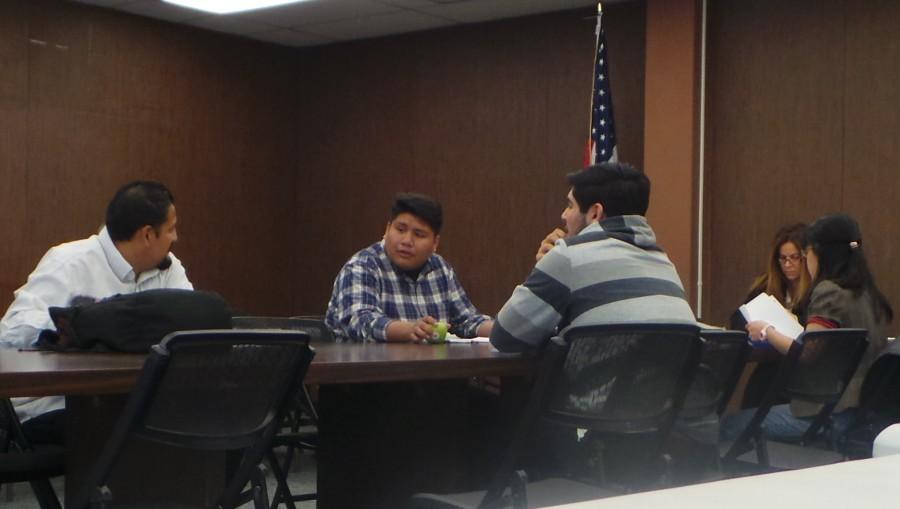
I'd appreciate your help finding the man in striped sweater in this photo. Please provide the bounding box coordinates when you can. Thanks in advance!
[490,162,696,352]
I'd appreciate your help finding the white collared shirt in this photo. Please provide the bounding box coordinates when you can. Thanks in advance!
[0,227,193,420]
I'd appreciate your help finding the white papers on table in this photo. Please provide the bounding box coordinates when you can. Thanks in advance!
[445,334,490,344]
[739,293,804,339]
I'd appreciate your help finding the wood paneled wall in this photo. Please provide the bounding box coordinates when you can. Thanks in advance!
[293,3,647,315]
[0,0,301,315]
[705,0,900,330]
[0,0,646,319]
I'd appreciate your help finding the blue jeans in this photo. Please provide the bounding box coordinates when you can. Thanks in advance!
[721,404,856,447]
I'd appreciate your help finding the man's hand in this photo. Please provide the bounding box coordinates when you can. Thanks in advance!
[387,316,437,342]
[535,228,566,262]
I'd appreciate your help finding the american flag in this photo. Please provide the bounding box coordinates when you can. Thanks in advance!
[585,4,617,165]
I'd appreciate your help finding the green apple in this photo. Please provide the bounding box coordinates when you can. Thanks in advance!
[434,321,449,342]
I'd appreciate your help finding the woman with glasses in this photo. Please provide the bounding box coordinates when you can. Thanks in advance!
[745,223,811,319]
[726,213,893,441]
[726,224,812,413]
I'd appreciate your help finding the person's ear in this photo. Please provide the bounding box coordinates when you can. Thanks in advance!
[383,221,391,240]
[137,225,154,245]
[588,203,604,222]
[432,234,440,253]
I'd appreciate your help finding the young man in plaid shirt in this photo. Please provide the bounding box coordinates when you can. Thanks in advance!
[326,193,493,342]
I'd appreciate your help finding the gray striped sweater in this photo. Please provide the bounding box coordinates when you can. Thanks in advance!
[491,215,696,352]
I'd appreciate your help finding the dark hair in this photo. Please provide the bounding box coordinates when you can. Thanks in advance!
[566,162,650,217]
[805,213,893,323]
[390,193,443,234]
[105,181,175,242]
[749,223,811,312]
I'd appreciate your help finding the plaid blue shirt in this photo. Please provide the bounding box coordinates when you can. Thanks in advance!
[326,241,491,342]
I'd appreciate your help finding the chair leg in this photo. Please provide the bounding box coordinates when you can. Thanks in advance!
[754,436,770,469]
[251,465,270,509]
[29,479,62,509]
[267,449,298,509]
[510,470,528,509]
[660,453,673,487]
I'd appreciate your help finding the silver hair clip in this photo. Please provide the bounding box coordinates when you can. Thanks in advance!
[849,241,860,249]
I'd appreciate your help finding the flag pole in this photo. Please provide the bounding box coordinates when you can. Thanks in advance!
[585,3,603,166]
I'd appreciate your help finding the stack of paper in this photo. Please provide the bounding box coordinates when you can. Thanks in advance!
[739,293,804,339]
[445,334,490,344]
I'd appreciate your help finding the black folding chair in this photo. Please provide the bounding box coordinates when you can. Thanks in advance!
[722,328,869,471]
[68,329,314,509]
[843,339,900,458]
[0,398,63,509]
[683,330,752,419]
[667,330,750,480]
[232,316,331,508]
[412,323,703,509]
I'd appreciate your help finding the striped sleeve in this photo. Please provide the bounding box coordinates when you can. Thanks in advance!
[491,244,571,351]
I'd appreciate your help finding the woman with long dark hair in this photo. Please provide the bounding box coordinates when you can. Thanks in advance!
[725,213,892,440]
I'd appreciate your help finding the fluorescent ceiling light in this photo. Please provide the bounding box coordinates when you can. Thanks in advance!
[162,0,311,15]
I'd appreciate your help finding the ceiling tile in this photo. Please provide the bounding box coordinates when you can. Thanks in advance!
[301,9,455,41]
[69,0,610,48]
[248,27,334,47]
[245,0,399,28]
[409,0,596,23]
[71,0,135,6]
[186,14,275,35]
[116,1,203,23]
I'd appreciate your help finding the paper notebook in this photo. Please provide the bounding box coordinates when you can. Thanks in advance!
[739,293,804,339]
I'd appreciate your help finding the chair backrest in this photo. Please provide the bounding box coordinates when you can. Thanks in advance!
[543,323,703,433]
[0,398,21,451]
[856,339,900,419]
[680,330,751,419]
[72,329,314,509]
[477,323,701,508]
[232,315,334,342]
[783,328,869,404]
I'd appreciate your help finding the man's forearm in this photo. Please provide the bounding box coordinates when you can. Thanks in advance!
[385,320,416,342]
[476,320,494,338]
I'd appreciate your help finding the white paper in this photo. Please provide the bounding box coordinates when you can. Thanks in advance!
[444,334,490,344]
[739,293,804,339]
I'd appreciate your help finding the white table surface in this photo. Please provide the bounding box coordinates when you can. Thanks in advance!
[540,454,900,508]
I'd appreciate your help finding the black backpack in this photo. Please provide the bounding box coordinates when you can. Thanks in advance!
[37,289,233,353]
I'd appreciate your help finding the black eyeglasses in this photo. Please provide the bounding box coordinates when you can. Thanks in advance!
[778,253,804,265]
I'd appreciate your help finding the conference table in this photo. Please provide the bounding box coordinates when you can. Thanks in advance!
[0,342,534,508]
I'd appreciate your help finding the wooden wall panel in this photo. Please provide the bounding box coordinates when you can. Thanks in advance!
[705,0,900,332]
[2,0,646,322]
[643,0,700,310]
[0,0,301,315]
[705,0,845,324]
[0,0,41,302]
[842,0,900,325]
[293,3,647,315]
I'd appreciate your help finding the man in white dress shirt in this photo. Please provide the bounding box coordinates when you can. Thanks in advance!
[0,180,193,444]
